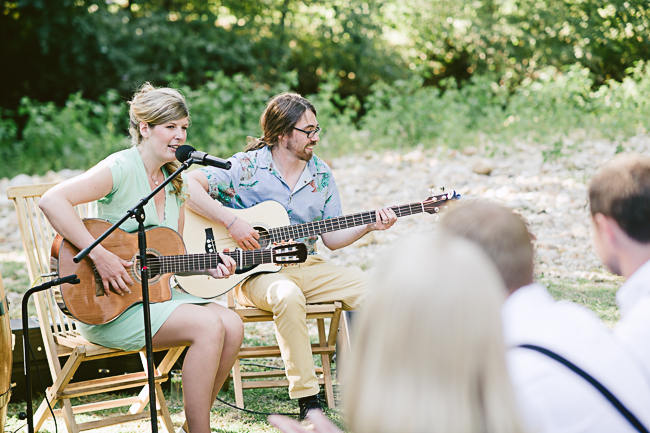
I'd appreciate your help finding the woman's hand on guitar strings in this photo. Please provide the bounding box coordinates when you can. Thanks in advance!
[89,245,133,296]
[369,207,398,232]
[206,252,237,279]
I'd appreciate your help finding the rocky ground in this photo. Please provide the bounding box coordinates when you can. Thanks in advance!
[2,136,649,319]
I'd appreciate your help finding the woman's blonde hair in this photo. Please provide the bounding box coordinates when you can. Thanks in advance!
[344,232,526,433]
[128,82,189,197]
[245,92,316,151]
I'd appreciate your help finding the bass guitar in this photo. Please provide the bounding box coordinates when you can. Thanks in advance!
[178,190,460,298]
[52,218,308,325]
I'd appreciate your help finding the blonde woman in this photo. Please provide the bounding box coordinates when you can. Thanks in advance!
[270,232,526,433]
[39,83,243,433]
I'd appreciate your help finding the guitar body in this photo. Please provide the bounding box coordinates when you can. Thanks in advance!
[55,219,183,325]
[178,190,460,299]
[177,200,290,298]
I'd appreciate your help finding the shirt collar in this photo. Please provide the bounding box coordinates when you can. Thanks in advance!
[617,259,650,316]
[254,145,328,175]
[502,282,551,344]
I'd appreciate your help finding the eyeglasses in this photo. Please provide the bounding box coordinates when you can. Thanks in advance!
[293,125,321,139]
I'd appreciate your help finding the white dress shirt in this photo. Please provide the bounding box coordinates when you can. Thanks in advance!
[503,283,650,433]
[615,259,650,382]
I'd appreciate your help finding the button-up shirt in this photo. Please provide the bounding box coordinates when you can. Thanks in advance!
[615,259,650,381]
[201,146,342,254]
[503,283,650,433]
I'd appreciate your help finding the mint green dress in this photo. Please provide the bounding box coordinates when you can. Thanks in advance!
[77,146,209,351]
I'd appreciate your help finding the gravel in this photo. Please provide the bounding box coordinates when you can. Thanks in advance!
[2,136,649,316]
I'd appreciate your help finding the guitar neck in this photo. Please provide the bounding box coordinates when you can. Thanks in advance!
[152,250,273,274]
[268,202,427,242]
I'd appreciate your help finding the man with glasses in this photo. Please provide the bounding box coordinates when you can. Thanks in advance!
[186,92,397,418]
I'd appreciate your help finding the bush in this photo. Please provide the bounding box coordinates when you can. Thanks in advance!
[2,64,648,179]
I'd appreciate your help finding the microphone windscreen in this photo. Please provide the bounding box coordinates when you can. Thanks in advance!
[175,144,195,163]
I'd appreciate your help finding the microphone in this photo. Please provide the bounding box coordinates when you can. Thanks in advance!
[175,145,232,170]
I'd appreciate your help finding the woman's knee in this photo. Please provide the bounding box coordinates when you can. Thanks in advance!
[221,308,244,344]
[190,309,225,345]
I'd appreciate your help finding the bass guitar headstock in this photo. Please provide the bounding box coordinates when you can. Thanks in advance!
[422,188,461,214]
[271,242,308,265]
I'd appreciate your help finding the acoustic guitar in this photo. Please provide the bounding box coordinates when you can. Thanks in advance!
[177,190,460,298]
[52,218,308,325]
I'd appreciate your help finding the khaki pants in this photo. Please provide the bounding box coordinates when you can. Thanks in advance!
[236,255,366,399]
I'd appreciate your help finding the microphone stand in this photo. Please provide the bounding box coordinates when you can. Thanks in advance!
[23,274,80,433]
[73,160,192,433]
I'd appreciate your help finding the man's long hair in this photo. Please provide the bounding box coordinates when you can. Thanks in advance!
[245,93,316,151]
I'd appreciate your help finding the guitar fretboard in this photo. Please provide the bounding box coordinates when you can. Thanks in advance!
[267,199,443,242]
[146,250,274,274]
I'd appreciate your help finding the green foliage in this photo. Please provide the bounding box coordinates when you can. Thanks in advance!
[181,71,292,156]
[355,61,649,153]
[0,0,403,111]
[2,61,649,179]
[358,74,508,151]
[389,0,650,87]
[8,91,127,175]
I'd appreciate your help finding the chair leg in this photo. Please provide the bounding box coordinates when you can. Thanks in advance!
[33,396,55,432]
[35,396,79,433]
[35,348,84,433]
[317,319,335,409]
[155,382,175,433]
[129,352,154,415]
[232,359,245,408]
[129,348,185,415]
[61,399,80,433]
[338,312,351,360]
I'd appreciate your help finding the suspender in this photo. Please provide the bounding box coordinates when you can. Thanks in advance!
[518,344,650,433]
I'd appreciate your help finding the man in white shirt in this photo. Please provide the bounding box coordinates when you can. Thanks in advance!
[441,200,650,433]
[589,153,650,385]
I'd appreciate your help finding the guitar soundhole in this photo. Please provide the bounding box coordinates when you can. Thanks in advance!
[254,226,271,249]
[133,252,163,283]
[232,226,271,274]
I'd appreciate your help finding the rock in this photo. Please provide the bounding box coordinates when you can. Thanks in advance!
[472,161,493,176]
[2,134,650,319]
[462,146,478,156]
[8,173,33,186]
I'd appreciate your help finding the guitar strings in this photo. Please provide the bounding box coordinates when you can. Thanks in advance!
[258,200,440,242]
[137,249,276,274]
[136,198,449,275]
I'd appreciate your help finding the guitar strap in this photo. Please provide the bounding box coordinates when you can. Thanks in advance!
[517,344,650,433]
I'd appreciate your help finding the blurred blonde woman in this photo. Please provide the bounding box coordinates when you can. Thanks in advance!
[270,232,526,433]
[40,83,243,433]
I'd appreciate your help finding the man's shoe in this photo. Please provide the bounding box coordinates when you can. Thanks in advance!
[298,394,322,420]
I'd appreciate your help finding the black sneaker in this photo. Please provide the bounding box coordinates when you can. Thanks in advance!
[298,394,322,420]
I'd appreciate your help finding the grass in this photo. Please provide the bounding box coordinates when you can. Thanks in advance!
[1,258,38,320]
[4,385,345,433]
[541,276,621,325]
[3,271,621,432]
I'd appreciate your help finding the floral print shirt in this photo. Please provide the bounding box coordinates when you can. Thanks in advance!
[201,146,342,254]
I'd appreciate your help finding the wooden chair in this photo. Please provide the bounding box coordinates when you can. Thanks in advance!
[225,288,349,409]
[8,183,185,433]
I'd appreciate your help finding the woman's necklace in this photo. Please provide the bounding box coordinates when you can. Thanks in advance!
[151,172,162,185]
